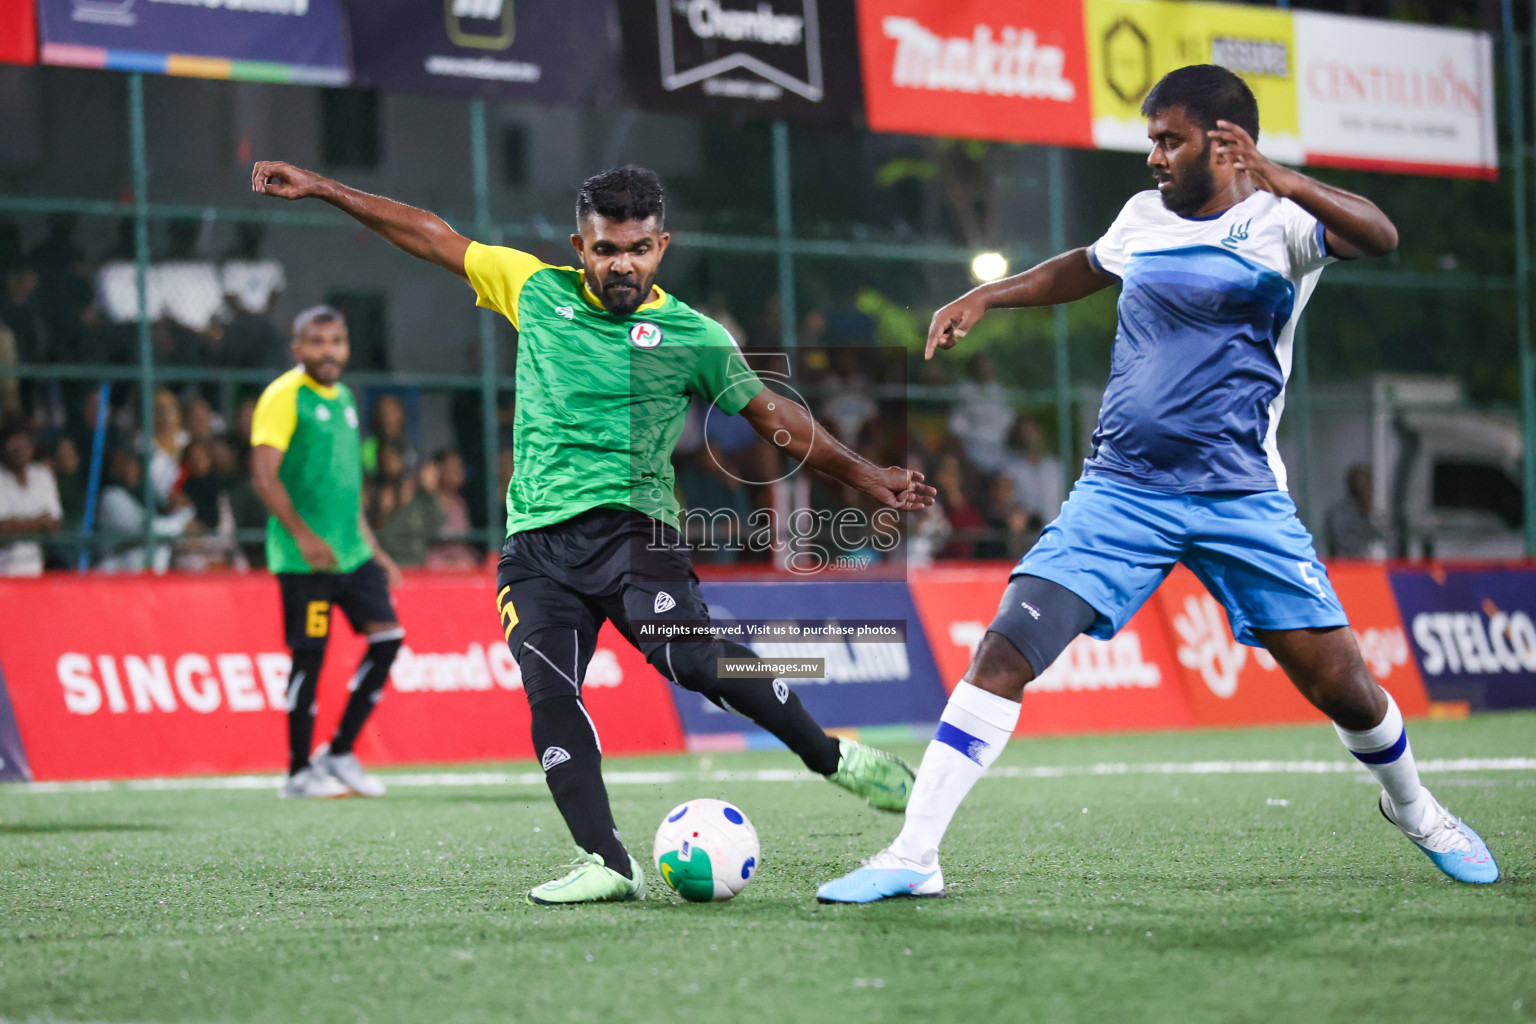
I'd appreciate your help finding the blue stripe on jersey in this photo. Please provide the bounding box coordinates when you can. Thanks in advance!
[934,721,989,765]
[1083,244,1297,494]
[1351,729,1409,765]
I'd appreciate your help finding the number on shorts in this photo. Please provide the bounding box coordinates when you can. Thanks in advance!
[306,600,331,638]
[1296,561,1325,596]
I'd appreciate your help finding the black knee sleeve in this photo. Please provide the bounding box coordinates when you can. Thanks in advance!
[986,575,1099,677]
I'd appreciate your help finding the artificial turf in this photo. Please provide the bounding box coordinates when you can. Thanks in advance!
[2,712,1532,1024]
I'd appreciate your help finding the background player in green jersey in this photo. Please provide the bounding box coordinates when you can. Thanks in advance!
[251,159,937,903]
[251,306,406,801]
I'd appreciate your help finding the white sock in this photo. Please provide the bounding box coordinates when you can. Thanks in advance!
[888,682,1021,866]
[1333,691,1431,831]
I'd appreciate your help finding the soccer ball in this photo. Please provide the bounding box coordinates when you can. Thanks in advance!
[653,798,760,902]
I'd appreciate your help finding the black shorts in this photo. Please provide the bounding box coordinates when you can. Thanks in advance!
[277,559,398,650]
[495,507,706,684]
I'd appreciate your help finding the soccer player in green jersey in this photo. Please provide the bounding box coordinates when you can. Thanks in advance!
[251,305,406,800]
[252,159,937,904]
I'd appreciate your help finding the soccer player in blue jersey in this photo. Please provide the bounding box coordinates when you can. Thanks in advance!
[819,64,1498,903]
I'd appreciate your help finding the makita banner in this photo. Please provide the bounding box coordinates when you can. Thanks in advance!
[37,0,350,84]
[0,574,684,781]
[909,567,1195,735]
[349,0,619,102]
[620,0,863,123]
[679,581,949,744]
[856,0,1094,147]
[1388,567,1536,709]
[0,0,37,66]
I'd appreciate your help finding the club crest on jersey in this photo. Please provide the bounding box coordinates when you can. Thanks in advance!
[630,322,663,349]
[555,305,575,320]
[314,405,332,422]
[653,590,677,614]
[344,407,358,428]
[1221,220,1251,250]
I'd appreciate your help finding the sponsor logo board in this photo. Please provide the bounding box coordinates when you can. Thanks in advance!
[856,0,1093,148]
[0,575,683,780]
[1388,568,1536,709]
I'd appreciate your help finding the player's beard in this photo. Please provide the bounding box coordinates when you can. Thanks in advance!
[1157,141,1217,217]
[588,267,653,318]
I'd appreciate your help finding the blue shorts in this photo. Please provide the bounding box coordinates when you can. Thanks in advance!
[1014,476,1347,647]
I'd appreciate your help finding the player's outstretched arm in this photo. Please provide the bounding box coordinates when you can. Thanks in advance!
[925,248,1113,359]
[251,161,472,279]
[738,389,937,510]
[1207,120,1398,260]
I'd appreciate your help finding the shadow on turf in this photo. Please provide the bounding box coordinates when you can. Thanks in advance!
[0,822,167,836]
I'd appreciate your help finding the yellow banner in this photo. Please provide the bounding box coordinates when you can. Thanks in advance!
[1084,0,1301,162]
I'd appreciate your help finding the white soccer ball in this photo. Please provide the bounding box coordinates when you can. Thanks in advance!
[652,798,760,902]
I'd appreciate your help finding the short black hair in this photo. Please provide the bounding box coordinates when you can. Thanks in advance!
[1141,64,1260,142]
[575,165,666,228]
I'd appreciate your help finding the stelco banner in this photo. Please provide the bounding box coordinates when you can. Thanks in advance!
[853,0,1497,179]
[1389,567,1536,709]
[349,0,620,103]
[620,0,864,122]
[37,0,351,84]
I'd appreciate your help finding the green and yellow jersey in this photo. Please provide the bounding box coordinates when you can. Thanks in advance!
[250,367,372,575]
[465,242,764,536]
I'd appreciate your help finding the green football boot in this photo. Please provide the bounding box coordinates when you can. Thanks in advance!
[828,738,916,812]
[527,849,645,906]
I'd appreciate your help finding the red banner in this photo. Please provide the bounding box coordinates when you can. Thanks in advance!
[855,0,1093,147]
[0,0,36,65]
[0,574,684,781]
[1150,564,1429,727]
[909,567,1196,735]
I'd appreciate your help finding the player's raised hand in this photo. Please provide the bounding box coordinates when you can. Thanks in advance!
[1208,120,1299,198]
[925,292,988,360]
[866,467,937,510]
[251,160,329,201]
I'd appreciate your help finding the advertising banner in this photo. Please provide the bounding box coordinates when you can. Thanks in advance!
[1293,11,1497,179]
[0,0,37,66]
[855,0,1093,147]
[37,0,350,84]
[676,581,949,742]
[1388,567,1536,709]
[349,0,619,102]
[909,567,1196,735]
[1084,0,1302,161]
[620,0,863,123]
[1154,564,1429,726]
[0,574,684,782]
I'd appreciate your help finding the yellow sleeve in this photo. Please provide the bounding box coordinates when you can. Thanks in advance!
[464,242,551,330]
[250,374,300,452]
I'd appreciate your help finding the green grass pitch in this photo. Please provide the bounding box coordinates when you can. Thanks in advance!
[2,713,1532,1024]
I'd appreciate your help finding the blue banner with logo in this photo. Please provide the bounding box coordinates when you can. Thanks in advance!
[1388,567,1536,709]
[37,0,349,83]
[0,664,33,782]
[675,582,949,742]
[348,0,619,101]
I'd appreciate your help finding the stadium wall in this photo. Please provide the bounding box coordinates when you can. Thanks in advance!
[1,565,1528,782]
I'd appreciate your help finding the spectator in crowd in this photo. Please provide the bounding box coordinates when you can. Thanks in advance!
[362,393,414,480]
[976,472,1034,562]
[426,449,479,569]
[218,223,288,369]
[95,447,193,573]
[376,460,445,567]
[0,419,62,576]
[999,414,1064,531]
[1324,463,1387,560]
[148,387,187,502]
[181,394,222,448]
[822,348,878,448]
[947,353,1016,472]
[0,256,46,363]
[172,438,237,570]
[934,452,986,560]
[29,214,95,364]
[47,435,86,548]
[0,320,17,419]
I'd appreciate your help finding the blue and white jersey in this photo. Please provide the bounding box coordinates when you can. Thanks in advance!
[1084,189,1334,493]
